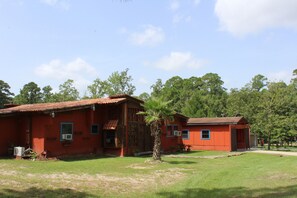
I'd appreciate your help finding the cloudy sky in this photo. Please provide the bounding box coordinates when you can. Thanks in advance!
[1,0,297,96]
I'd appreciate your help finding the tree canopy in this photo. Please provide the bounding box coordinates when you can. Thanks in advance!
[0,80,14,108]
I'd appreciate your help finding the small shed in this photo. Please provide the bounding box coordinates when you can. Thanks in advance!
[182,117,250,151]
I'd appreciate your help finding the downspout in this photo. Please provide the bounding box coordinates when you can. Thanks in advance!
[125,102,128,156]
[27,115,33,149]
[121,102,128,157]
[229,124,232,151]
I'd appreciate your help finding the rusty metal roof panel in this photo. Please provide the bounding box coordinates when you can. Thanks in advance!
[103,120,118,130]
[187,117,246,125]
[0,97,126,115]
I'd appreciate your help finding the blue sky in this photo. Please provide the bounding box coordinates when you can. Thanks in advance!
[1,0,297,96]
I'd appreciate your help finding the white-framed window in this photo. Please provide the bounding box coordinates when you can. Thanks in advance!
[182,130,189,139]
[201,129,210,140]
[167,125,178,137]
[60,122,73,141]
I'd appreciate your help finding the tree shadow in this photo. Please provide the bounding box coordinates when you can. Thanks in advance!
[59,154,114,162]
[156,185,297,198]
[0,187,98,198]
[165,160,197,165]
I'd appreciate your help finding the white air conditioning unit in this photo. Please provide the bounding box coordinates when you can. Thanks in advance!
[174,130,181,136]
[62,134,73,140]
[14,147,25,157]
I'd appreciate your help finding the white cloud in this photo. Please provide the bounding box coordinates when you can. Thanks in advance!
[34,58,98,93]
[267,71,293,83]
[215,0,297,37]
[138,77,149,85]
[40,0,70,10]
[173,14,192,24]
[153,52,206,71]
[170,0,180,11]
[130,25,165,47]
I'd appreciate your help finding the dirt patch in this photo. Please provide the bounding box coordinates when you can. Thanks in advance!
[0,168,186,195]
[127,163,156,169]
[268,173,297,180]
[0,170,18,176]
[164,152,244,159]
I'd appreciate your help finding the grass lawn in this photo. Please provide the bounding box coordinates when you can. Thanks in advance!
[1,151,297,197]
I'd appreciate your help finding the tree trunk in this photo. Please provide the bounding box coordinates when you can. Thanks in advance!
[152,122,162,161]
[267,132,271,150]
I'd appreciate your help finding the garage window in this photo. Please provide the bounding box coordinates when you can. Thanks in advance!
[201,129,210,140]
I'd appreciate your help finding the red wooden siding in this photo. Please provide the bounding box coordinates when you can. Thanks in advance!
[160,115,187,152]
[0,117,18,155]
[182,125,231,151]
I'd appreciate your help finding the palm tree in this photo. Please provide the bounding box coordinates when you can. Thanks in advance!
[138,97,175,161]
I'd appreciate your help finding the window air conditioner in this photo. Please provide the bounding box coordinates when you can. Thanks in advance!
[14,147,25,157]
[174,130,181,136]
[62,134,72,140]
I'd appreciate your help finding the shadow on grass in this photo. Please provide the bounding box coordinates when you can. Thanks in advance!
[0,187,98,198]
[59,154,114,162]
[165,160,197,165]
[156,185,297,198]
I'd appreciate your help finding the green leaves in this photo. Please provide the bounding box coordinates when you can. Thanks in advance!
[14,82,42,104]
[0,80,14,108]
[139,97,175,125]
[86,68,136,98]
[150,73,227,118]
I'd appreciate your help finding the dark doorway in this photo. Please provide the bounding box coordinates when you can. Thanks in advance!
[237,129,246,149]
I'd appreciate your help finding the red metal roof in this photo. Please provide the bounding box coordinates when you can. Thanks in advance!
[187,117,247,125]
[103,120,118,130]
[0,97,126,115]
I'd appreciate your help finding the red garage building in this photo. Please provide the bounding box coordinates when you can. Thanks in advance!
[182,117,250,151]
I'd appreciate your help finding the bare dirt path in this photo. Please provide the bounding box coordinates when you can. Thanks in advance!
[249,150,297,156]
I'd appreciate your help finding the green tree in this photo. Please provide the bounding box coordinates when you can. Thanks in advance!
[138,92,150,101]
[255,82,295,149]
[182,73,227,117]
[291,69,297,86]
[0,80,14,108]
[87,78,108,98]
[150,79,163,98]
[246,74,268,91]
[105,68,136,96]
[138,97,175,161]
[161,76,184,111]
[41,85,54,103]
[14,82,42,104]
[55,79,80,102]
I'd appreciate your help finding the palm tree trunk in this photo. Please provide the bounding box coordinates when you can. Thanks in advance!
[152,122,162,161]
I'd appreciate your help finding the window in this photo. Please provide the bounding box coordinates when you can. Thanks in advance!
[60,123,73,141]
[182,130,189,139]
[201,129,210,140]
[91,124,99,134]
[167,125,178,137]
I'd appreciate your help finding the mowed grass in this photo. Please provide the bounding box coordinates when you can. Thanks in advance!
[1,151,297,197]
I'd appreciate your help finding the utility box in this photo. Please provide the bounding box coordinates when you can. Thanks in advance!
[14,147,25,158]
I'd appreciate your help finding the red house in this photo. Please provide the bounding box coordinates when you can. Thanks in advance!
[0,95,186,157]
[0,95,154,157]
[181,117,250,151]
